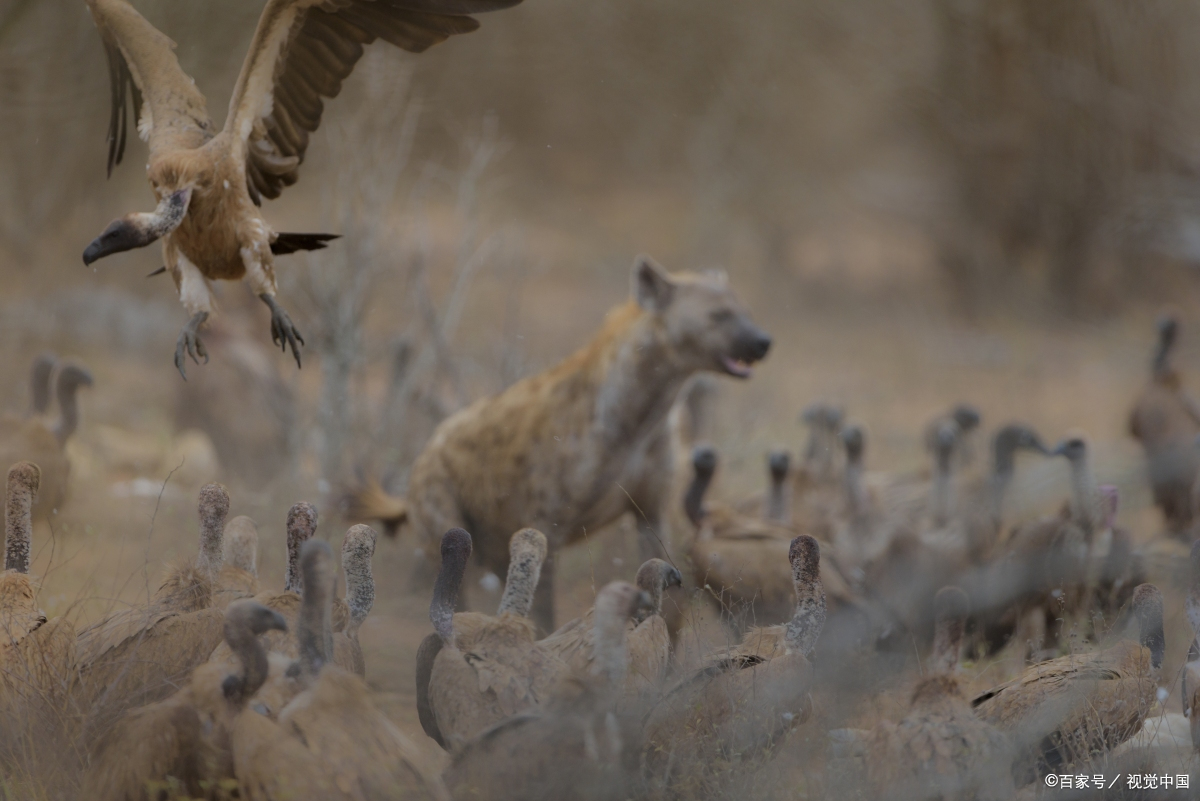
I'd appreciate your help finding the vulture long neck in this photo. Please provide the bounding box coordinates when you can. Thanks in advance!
[29,355,55,416]
[224,517,259,577]
[196,484,229,579]
[1066,454,1100,536]
[298,541,335,677]
[127,188,192,243]
[53,372,85,445]
[4,463,39,575]
[930,433,956,527]
[765,452,791,524]
[224,616,271,700]
[591,585,637,692]
[843,446,868,518]
[986,426,1045,527]
[802,426,820,467]
[497,529,545,618]
[431,529,471,647]
[342,525,376,635]
[803,421,835,478]
[783,537,826,657]
[284,502,317,593]
[930,618,962,675]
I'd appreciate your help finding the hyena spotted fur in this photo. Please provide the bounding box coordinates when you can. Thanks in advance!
[350,255,770,630]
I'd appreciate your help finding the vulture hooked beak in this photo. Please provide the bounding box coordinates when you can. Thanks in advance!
[83,188,192,265]
[667,565,684,588]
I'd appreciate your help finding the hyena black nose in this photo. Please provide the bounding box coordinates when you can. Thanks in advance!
[748,332,772,361]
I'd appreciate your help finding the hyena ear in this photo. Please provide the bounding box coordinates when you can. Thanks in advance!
[632,254,675,312]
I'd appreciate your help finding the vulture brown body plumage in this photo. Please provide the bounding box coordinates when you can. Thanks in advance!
[267,539,449,801]
[989,436,1120,663]
[540,557,682,694]
[75,602,226,737]
[75,486,271,727]
[971,584,1163,783]
[80,600,290,801]
[683,444,859,629]
[210,502,351,668]
[418,528,569,752]
[863,587,1014,801]
[642,535,826,794]
[444,581,653,801]
[227,545,360,801]
[332,523,376,676]
[152,482,232,613]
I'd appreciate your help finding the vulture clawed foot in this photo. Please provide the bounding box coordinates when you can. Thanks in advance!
[260,293,304,369]
[174,311,210,380]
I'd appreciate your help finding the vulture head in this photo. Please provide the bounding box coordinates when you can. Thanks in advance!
[83,188,192,265]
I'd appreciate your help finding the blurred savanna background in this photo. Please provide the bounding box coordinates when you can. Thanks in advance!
[4,0,1200,792]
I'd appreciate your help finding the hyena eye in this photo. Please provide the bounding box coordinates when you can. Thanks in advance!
[709,308,735,323]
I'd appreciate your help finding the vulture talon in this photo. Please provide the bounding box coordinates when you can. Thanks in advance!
[173,311,209,381]
[260,293,303,369]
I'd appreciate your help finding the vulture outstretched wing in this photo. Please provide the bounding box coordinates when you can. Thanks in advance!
[225,0,522,204]
[85,0,216,175]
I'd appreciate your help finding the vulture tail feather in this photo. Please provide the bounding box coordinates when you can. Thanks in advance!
[271,233,341,256]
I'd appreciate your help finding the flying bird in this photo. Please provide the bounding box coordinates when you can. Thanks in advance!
[82,0,522,378]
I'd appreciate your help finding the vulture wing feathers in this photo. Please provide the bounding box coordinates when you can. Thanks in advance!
[85,0,215,175]
[225,0,522,203]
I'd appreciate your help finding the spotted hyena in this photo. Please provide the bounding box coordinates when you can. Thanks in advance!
[354,255,770,630]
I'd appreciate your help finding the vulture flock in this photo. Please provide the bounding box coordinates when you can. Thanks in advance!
[1,314,1200,800]
[3,0,1199,797]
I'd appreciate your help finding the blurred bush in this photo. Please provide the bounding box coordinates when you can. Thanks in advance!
[3,0,1198,310]
[921,0,1200,309]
